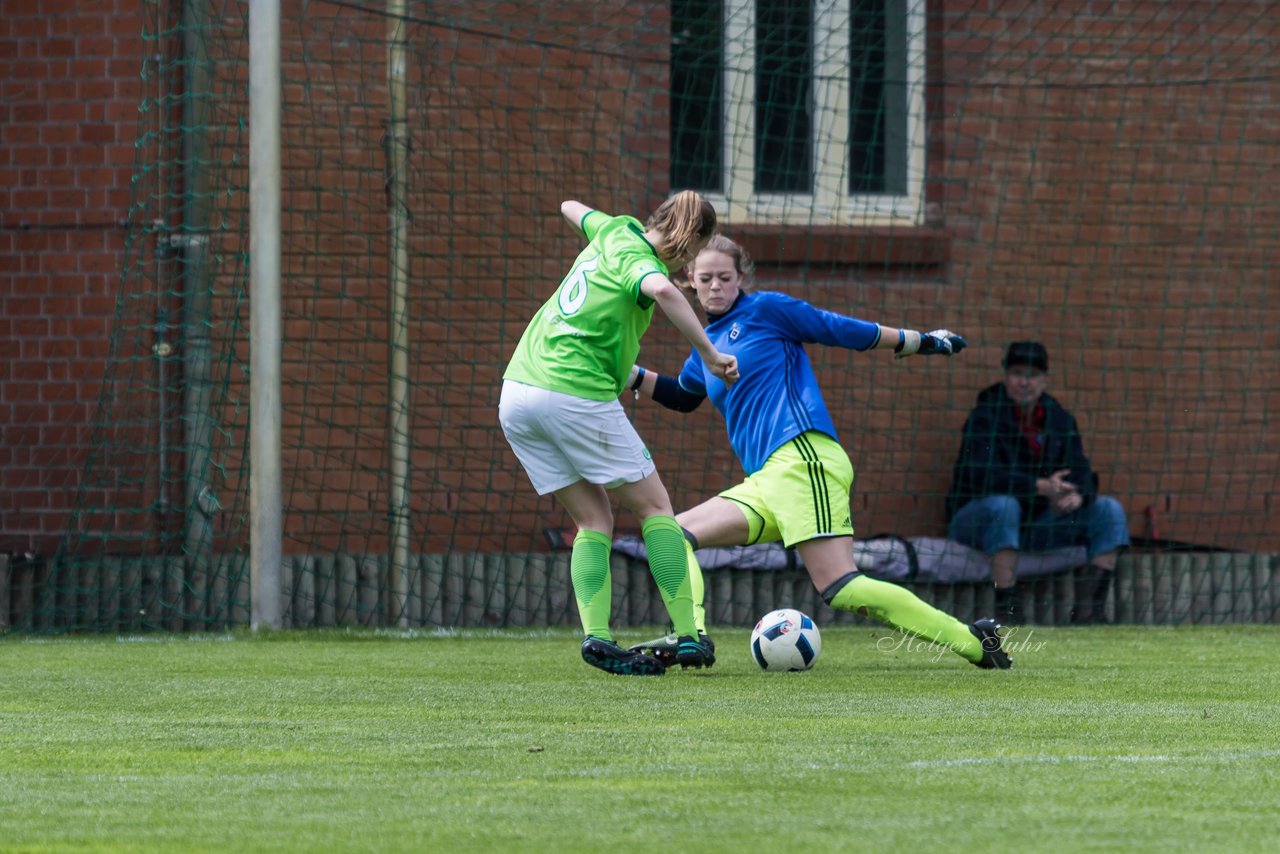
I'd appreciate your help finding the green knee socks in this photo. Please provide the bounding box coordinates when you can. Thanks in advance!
[827,573,983,663]
[571,529,613,641]
[642,515,697,638]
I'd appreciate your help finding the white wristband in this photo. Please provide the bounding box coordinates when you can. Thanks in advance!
[897,329,922,357]
[626,364,640,389]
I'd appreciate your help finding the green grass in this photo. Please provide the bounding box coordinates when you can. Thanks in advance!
[2,625,1279,853]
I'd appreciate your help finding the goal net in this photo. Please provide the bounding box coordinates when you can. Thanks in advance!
[21,0,1280,632]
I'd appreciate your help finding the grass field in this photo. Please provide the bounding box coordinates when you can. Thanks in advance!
[2,624,1279,853]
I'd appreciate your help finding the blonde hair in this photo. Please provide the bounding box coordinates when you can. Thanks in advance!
[646,190,717,263]
[693,233,756,291]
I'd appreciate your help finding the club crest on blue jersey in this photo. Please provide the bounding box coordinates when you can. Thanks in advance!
[729,322,741,340]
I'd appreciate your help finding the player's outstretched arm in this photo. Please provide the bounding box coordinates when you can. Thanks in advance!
[873,325,968,358]
[625,364,706,413]
[642,276,739,385]
[559,200,594,237]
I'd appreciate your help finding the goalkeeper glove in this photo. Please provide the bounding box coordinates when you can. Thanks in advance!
[896,328,967,358]
[918,329,967,356]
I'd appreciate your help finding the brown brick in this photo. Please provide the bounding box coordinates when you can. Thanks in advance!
[2,0,1278,555]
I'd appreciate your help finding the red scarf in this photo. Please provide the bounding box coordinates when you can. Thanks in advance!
[1015,403,1045,458]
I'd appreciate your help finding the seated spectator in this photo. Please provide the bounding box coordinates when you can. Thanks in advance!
[946,341,1130,624]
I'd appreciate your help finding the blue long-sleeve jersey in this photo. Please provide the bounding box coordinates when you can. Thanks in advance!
[677,290,881,475]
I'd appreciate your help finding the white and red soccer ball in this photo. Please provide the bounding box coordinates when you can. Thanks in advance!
[750,608,822,672]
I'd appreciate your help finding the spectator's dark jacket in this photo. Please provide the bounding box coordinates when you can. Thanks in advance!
[946,382,1098,524]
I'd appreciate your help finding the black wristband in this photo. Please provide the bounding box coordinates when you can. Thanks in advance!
[630,366,646,391]
[893,329,906,353]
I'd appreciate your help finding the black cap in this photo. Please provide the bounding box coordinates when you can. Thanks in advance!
[1003,341,1049,372]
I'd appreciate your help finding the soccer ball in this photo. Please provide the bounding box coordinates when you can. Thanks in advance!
[749,608,822,672]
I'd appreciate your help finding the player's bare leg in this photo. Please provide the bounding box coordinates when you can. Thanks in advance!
[676,496,752,548]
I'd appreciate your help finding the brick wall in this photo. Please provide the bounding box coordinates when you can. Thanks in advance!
[931,2,1280,550]
[1,0,147,554]
[3,0,1277,558]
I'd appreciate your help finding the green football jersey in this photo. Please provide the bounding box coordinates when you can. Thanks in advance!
[503,210,668,401]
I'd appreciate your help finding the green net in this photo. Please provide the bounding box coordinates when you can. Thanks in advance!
[11,0,1279,632]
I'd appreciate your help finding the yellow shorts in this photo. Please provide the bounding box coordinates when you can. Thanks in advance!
[719,431,855,548]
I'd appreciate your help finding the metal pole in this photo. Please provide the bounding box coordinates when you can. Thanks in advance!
[249,0,283,630]
[386,0,412,628]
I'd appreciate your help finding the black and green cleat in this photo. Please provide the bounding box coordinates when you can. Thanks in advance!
[581,636,666,676]
[969,618,1013,670]
[675,634,716,669]
[628,631,716,669]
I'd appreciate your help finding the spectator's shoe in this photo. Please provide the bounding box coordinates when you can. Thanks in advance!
[675,634,716,669]
[1071,568,1113,625]
[994,587,1025,626]
[969,618,1013,670]
[1070,606,1110,626]
[628,632,716,668]
[999,600,1027,627]
[581,636,666,676]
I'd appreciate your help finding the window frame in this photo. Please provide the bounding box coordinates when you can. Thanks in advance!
[690,0,927,227]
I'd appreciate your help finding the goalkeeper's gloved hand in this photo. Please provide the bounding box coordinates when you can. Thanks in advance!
[896,328,967,358]
[917,329,967,356]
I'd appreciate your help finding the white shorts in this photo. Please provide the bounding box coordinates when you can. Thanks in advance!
[498,380,656,495]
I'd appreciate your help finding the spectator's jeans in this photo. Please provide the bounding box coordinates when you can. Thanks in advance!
[948,495,1131,560]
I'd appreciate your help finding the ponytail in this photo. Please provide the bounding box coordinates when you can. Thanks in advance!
[646,190,717,263]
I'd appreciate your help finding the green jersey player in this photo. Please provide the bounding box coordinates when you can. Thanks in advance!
[500,191,738,676]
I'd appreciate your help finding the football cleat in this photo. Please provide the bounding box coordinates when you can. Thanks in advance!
[969,618,1013,670]
[628,631,716,668]
[581,636,666,676]
[675,634,716,669]
[627,631,678,656]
